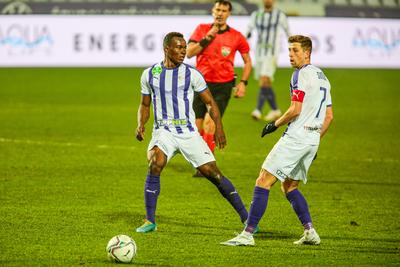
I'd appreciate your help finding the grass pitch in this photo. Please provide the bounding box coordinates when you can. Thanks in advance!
[0,67,399,266]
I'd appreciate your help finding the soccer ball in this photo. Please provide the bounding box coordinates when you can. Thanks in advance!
[106,234,137,263]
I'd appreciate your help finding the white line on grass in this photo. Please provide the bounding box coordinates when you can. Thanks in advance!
[0,137,136,151]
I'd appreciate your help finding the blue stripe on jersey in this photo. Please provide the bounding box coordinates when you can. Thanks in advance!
[171,67,183,134]
[272,11,281,55]
[256,11,265,43]
[148,65,159,129]
[183,66,195,132]
[264,11,273,56]
[159,68,170,131]
[291,69,301,91]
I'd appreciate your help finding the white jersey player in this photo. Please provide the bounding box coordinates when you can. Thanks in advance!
[246,3,290,73]
[135,32,249,234]
[221,35,333,247]
[247,0,290,122]
[283,64,332,146]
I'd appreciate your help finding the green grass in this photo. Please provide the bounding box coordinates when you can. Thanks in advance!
[0,67,399,266]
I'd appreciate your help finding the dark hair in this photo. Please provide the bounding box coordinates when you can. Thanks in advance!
[214,0,232,11]
[288,35,312,53]
[163,32,184,48]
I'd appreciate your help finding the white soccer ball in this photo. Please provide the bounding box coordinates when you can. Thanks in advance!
[106,234,137,263]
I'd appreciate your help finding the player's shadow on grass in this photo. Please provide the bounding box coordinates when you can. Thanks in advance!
[103,211,222,232]
[256,230,296,241]
[103,211,298,240]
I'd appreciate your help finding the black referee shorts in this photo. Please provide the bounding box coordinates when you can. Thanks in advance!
[193,80,235,119]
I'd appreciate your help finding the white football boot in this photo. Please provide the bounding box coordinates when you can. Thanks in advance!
[251,109,262,120]
[220,231,255,246]
[293,228,321,245]
[264,109,282,121]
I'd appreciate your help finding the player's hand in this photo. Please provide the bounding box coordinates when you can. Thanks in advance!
[206,25,219,39]
[214,127,226,149]
[261,121,278,137]
[136,125,145,141]
[233,82,246,98]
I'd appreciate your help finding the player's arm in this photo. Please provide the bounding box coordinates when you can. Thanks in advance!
[234,53,252,98]
[136,94,151,141]
[320,106,333,138]
[198,89,226,149]
[187,25,219,58]
[275,100,302,127]
[261,91,304,137]
[245,12,256,39]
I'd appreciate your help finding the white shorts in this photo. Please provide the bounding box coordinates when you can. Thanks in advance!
[254,55,277,80]
[262,136,318,183]
[147,128,215,168]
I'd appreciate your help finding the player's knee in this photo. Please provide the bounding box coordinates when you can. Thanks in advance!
[199,163,222,185]
[256,176,273,189]
[281,180,298,194]
[260,76,272,87]
[148,152,166,175]
[149,160,163,175]
[280,182,288,194]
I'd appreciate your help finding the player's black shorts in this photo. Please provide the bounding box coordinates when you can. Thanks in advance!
[193,80,235,119]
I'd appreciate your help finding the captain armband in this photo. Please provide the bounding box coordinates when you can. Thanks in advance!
[291,89,305,102]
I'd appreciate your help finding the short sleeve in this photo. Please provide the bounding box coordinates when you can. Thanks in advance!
[189,24,204,43]
[297,70,310,92]
[140,69,151,95]
[191,68,208,93]
[237,33,250,54]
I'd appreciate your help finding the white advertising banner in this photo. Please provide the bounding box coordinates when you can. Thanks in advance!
[0,15,399,68]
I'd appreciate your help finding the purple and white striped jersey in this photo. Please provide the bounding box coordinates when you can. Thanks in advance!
[246,8,290,58]
[141,62,207,134]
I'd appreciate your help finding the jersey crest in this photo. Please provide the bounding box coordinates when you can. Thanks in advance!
[152,66,162,76]
[221,46,231,57]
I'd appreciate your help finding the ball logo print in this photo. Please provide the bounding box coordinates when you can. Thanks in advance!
[106,235,137,263]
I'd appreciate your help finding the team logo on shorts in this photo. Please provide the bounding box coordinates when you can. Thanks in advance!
[152,66,162,76]
[221,46,231,57]
[276,169,287,179]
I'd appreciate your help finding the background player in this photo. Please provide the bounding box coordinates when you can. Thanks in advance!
[187,0,252,169]
[221,35,333,246]
[247,0,290,121]
[135,32,248,233]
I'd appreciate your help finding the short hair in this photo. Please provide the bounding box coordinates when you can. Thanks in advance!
[214,0,232,11]
[288,35,312,53]
[163,32,184,48]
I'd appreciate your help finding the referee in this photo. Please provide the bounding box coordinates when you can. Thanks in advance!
[187,0,252,176]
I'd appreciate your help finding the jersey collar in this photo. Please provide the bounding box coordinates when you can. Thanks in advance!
[211,24,230,34]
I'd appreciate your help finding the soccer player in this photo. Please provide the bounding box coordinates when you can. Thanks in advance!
[247,0,290,121]
[135,32,248,233]
[221,35,333,246]
[187,0,252,164]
